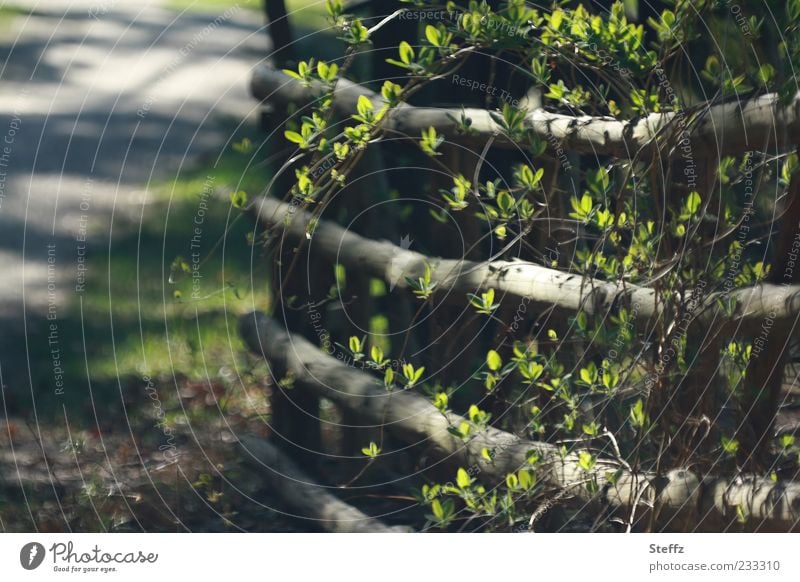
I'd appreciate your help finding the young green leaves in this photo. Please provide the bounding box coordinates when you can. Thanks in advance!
[419,126,443,156]
[361,441,381,458]
[441,174,471,211]
[402,363,425,389]
[468,288,499,315]
[405,261,436,299]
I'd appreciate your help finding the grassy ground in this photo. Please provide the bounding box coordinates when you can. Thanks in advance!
[0,5,26,28]
[167,0,340,59]
[166,0,261,13]
[167,0,328,27]
[0,0,348,532]
[8,116,274,431]
[0,121,283,532]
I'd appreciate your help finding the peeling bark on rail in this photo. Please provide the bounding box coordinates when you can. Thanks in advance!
[238,434,411,532]
[250,195,800,334]
[241,312,800,531]
[251,65,800,159]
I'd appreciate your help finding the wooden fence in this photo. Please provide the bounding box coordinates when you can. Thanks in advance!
[238,2,800,532]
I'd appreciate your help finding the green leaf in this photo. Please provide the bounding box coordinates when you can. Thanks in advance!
[356,95,373,116]
[381,81,402,105]
[486,350,502,371]
[349,336,362,354]
[399,41,414,65]
[549,10,564,30]
[431,498,444,520]
[518,469,535,490]
[456,468,471,488]
[721,435,740,455]
[582,422,598,436]
[361,441,381,458]
[520,361,543,382]
[230,190,248,209]
[757,63,775,86]
[736,504,748,524]
[629,399,647,428]
[505,473,519,489]
[578,451,596,471]
[581,193,593,214]
[425,25,441,46]
[496,191,515,214]
[684,191,701,215]
[284,130,306,145]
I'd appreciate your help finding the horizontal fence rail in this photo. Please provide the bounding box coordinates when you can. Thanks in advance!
[250,195,800,335]
[238,434,412,532]
[241,312,800,532]
[252,64,800,159]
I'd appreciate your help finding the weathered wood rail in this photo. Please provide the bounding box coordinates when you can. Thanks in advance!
[250,194,800,335]
[241,312,800,531]
[252,64,800,160]
[239,434,411,532]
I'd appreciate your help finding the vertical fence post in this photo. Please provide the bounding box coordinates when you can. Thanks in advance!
[259,1,322,465]
[739,150,800,466]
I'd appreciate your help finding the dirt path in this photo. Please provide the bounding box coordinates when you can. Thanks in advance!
[0,0,265,382]
[0,0,300,532]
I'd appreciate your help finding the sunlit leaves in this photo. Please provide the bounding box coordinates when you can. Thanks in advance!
[402,362,425,388]
[230,190,248,209]
[569,193,594,222]
[341,18,369,45]
[283,59,315,85]
[370,345,388,368]
[721,436,740,456]
[468,404,491,429]
[441,173,471,210]
[515,164,544,192]
[406,261,436,299]
[361,441,381,458]
[380,81,403,106]
[486,350,502,371]
[468,288,499,315]
[433,391,449,412]
[419,126,443,156]
[578,450,596,472]
[348,335,365,360]
[629,399,649,429]
[427,498,455,528]
[316,60,338,84]
[518,361,544,383]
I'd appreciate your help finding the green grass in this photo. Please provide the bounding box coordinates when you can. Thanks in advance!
[164,0,340,64]
[165,0,328,29]
[23,125,273,420]
[83,131,273,384]
[166,0,261,13]
[0,5,27,28]
[286,0,331,31]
